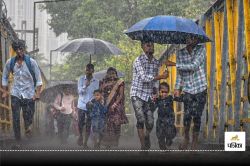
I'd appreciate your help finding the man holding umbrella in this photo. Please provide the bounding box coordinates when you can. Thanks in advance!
[130,40,168,150]
[173,36,207,150]
[77,63,99,148]
[126,15,210,150]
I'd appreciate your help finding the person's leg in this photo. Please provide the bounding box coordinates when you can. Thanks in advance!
[191,90,207,150]
[56,113,64,144]
[158,137,166,150]
[92,119,98,148]
[144,102,154,150]
[179,93,193,150]
[77,109,85,146]
[113,124,121,147]
[83,111,91,148]
[156,119,166,150]
[45,109,54,137]
[131,97,146,150]
[63,114,72,144]
[21,98,35,138]
[48,111,55,137]
[98,118,105,147]
[11,96,22,141]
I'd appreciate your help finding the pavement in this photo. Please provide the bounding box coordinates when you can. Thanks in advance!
[1,134,250,165]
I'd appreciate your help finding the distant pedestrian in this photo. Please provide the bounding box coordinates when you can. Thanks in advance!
[100,67,128,148]
[53,87,75,144]
[77,63,99,148]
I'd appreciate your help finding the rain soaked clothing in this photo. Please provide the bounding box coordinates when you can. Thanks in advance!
[87,99,107,145]
[100,78,128,147]
[175,44,207,133]
[130,54,159,102]
[2,56,43,99]
[175,45,207,94]
[11,96,35,140]
[2,55,42,141]
[155,96,176,150]
[182,90,207,132]
[53,93,74,143]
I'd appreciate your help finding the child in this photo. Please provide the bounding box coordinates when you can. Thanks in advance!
[154,82,182,150]
[87,89,107,149]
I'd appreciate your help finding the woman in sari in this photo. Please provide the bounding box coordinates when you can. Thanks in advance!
[100,67,128,148]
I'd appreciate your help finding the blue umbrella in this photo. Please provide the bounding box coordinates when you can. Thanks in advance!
[125,15,211,44]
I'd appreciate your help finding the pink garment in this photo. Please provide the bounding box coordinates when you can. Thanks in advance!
[53,93,74,114]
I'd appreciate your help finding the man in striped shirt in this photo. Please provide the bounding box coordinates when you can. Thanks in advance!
[173,37,207,150]
[130,40,168,150]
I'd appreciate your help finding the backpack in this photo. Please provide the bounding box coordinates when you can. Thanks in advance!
[10,55,37,87]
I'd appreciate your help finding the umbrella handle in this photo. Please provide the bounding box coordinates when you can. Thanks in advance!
[89,54,92,64]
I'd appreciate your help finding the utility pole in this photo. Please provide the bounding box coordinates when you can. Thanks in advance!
[0,0,3,20]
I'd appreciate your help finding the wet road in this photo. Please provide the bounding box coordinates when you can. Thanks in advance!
[1,134,250,165]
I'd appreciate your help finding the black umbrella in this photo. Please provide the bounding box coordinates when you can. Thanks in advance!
[40,80,77,103]
[93,69,124,80]
[54,38,122,63]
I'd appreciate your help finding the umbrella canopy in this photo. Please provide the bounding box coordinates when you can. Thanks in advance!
[54,38,122,63]
[125,15,211,44]
[93,69,124,80]
[40,80,77,103]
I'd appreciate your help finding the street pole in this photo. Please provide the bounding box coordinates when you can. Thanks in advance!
[50,50,53,80]
[33,1,36,51]
[0,0,3,20]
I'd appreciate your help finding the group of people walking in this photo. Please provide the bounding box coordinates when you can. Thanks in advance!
[130,37,207,150]
[44,63,128,149]
[75,64,128,148]
[2,36,207,150]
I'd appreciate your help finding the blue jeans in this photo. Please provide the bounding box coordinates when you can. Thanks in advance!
[11,96,35,141]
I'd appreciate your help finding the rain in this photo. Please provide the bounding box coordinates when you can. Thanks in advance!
[0,0,250,164]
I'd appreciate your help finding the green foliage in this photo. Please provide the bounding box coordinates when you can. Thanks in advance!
[42,0,212,113]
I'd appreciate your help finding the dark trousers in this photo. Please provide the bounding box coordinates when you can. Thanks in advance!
[78,109,91,136]
[183,90,207,132]
[45,108,55,137]
[11,96,35,141]
[57,113,71,144]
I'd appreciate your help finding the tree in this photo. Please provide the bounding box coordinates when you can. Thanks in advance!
[42,0,213,117]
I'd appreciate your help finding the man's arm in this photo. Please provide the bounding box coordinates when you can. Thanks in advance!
[31,59,43,99]
[174,54,183,97]
[78,77,87,95]
[176,46,206,71]
[53,94,63,111]
[134,58,168,82]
